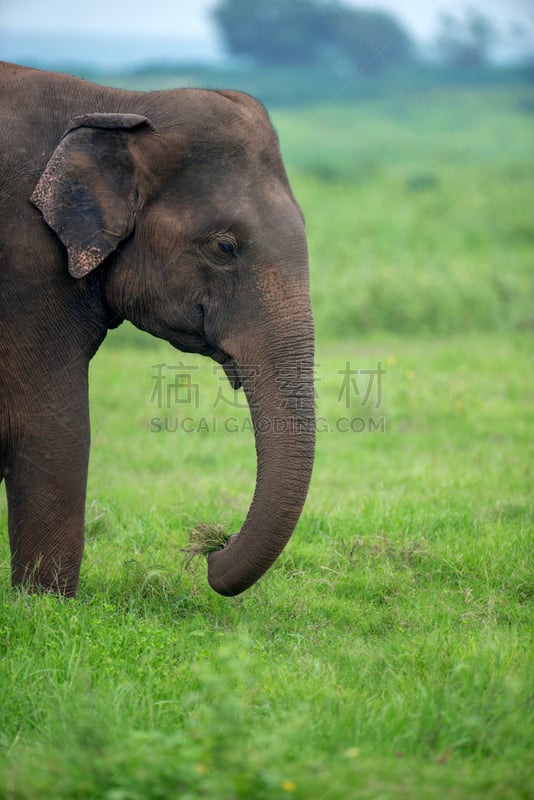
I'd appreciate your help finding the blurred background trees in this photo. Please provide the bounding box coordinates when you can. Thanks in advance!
[324,7,413,74]
[214,0,413,73]
[213,0,508,72]
[434,8,496,68]
[213,0,330,67]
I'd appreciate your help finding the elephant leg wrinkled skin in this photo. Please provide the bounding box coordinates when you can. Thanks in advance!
[5,405,88,597]
[1,352,95,596]
[0,60,315,598]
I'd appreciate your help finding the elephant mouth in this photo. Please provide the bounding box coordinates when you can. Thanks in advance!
[166,328,242,390]
[205,341,242,390]
[221,358,242,390]
[211,350,242,390]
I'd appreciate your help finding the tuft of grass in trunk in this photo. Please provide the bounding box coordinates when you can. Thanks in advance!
[182,523,230,565]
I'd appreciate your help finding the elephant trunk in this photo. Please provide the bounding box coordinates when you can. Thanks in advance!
[207,308,315,596]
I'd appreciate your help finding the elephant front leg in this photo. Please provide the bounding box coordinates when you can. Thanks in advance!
[5,397,90,597]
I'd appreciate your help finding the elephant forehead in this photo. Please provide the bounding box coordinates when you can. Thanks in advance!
[152,120,279,180]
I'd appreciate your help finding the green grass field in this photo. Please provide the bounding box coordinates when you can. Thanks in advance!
[1,80,533,798]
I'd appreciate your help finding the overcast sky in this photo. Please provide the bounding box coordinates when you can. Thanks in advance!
[1,0,533,68]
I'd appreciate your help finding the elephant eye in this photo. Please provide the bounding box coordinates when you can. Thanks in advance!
[201,232,239,268]
[217,238,237,257]
[217,234,237,258]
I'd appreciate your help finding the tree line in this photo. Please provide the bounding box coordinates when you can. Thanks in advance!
[213,0,515,72]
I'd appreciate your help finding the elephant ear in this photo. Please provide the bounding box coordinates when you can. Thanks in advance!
[31,113,152,279]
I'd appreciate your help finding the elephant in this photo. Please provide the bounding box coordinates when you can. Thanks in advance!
[0,62,315,598]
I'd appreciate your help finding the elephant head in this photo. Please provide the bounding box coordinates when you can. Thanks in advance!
[31,90,315,596]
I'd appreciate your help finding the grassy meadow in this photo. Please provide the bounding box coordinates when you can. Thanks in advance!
[1,76,533,798]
